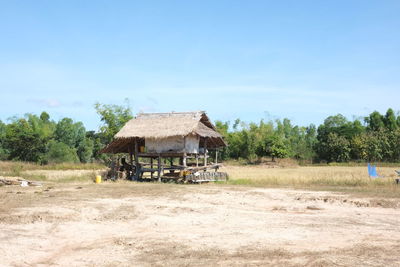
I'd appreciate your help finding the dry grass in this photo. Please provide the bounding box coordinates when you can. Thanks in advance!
[2,160,400,197]
[0,161,106,184]
[0,161,105,173]
[223,165,400,197]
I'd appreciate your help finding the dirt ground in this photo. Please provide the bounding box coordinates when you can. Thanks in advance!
[1,182,400,266]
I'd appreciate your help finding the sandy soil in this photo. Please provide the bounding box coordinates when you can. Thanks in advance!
[1,183,400,266]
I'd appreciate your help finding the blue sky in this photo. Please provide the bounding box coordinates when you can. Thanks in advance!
[1,0,399,130]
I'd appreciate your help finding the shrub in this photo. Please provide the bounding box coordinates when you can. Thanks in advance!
[46,140,79,163]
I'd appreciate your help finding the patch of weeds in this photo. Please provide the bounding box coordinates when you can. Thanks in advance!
[227,179,257,185]
[57,173,96,183]
[0,160,106,172]
[10,163,24,176]
[20,173,48,181]
[40,162,106,171]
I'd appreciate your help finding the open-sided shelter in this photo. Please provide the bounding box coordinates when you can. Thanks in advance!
[100,111,227,182]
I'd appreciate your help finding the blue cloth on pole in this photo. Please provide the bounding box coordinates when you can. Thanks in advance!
[368,163,379,178]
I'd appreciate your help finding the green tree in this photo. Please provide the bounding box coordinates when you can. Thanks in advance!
[86,130,105,160]
[384,108,397,131]
[350,134,368,161]
[325,132,351,162]
[5,117,49,162]
[0,120,9,160]
[94,100,133,143]
[265,135,290,161]
[214,120,230,160]
[365,111,385,131]
[364,132,383,161]
[290,125,316,161]
[40,111,50,122]
[77,137,94,163]
[55,118,86,148]
[46,140,79,163]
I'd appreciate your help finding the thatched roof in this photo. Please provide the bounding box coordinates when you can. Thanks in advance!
[115,111,219,139]
[100,111,226,154]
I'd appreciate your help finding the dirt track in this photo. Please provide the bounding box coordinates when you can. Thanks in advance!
[1,183,400,266]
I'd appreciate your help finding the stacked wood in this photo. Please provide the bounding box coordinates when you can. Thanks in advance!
[0,178,20,186]
[0,177,42,187]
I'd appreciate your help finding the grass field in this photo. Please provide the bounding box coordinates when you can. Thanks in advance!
[1,161,400,197]
[0,161,105,173]
[223,164,400,197]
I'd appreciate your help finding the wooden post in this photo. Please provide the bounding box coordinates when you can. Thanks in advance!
[183,136,187,167]
[128,146,133,166]
[204,138,207,167]
[157,154,161,182]
[196,154,199,167]
[128,146,133,180]
[215,149,218,164]
[134,138,139,180]
[150,157,153,179]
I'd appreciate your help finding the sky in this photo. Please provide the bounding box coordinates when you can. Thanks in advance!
[1,0,400,130]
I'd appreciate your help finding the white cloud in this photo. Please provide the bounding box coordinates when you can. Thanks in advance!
[27,98,61,108]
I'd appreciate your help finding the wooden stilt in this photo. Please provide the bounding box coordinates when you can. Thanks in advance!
[150,157,153,179]
[134,138,139,180]
[128,146,133,179]
[204,138,208,167]
[183,136,187,167]
[157,155,161,182]
[215,150,218,164]
[196,154,199,167]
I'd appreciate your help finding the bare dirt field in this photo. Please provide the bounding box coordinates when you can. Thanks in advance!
[1,180,400,266]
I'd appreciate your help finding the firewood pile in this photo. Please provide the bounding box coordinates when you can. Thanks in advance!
[0,177,42,187]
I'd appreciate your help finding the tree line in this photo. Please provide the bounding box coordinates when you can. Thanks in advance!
[0,102,132,164]
[0,104,399,164]
[216,108,400,163]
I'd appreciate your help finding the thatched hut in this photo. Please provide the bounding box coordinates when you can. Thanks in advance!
[100,111,227,182]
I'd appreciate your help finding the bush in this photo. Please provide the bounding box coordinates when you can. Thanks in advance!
[46,141,79,163]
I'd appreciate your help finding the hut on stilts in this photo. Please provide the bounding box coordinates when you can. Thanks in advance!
[100,111,228,183]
